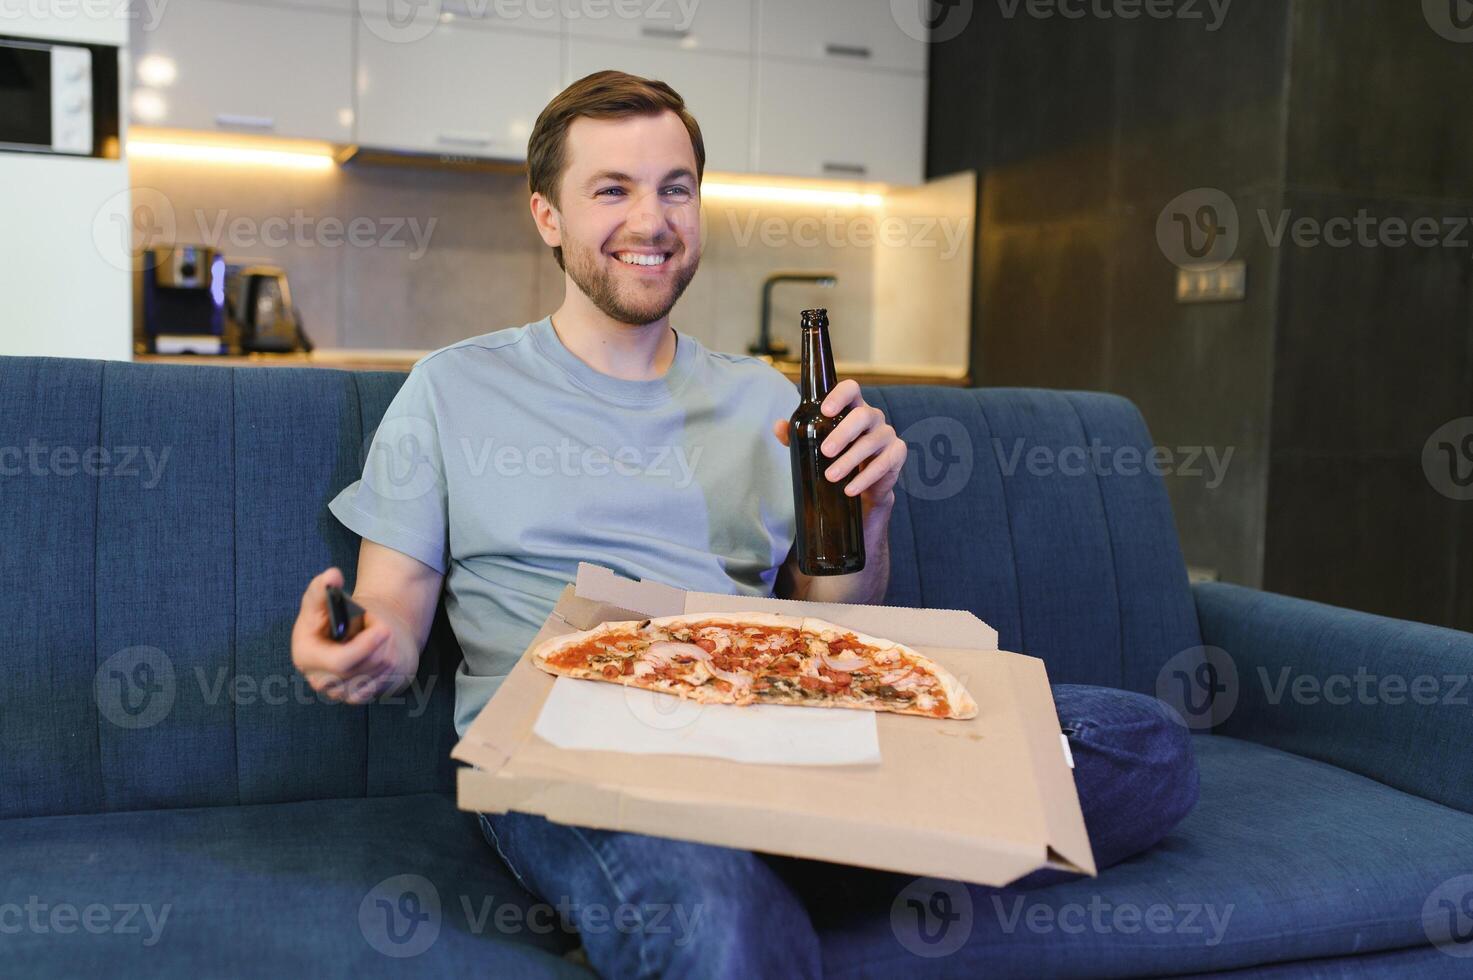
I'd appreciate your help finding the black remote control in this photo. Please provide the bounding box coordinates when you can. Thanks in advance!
[325,584,366,642]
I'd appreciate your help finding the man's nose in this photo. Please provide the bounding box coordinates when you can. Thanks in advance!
[624,188,666,238]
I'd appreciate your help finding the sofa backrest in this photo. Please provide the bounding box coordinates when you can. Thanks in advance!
[1,357,459,820]
[0,358,1201,820]
[866,386,1203,690]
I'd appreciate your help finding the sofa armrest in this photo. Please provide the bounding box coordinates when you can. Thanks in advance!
[1193,581,1473,814]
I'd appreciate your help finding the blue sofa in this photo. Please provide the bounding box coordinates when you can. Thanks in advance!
[3,355,1471,978]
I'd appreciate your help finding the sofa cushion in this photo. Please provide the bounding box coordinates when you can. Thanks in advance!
[808,735,1473,977]
[0,790,586,977]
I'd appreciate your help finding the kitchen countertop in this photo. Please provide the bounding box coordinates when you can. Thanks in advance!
[136,349,973,387]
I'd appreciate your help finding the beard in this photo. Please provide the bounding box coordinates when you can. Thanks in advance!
[563,235,699,326]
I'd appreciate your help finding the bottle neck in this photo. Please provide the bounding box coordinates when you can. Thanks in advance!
[799,323,837,402]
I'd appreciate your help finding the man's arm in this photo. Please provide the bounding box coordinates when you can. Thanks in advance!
[770,378,906,607]
[291,540,445,704]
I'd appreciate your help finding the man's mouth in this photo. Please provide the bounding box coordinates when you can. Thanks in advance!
[612,250,674,269]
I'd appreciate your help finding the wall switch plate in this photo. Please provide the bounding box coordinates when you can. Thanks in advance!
[1176,261,1247,304]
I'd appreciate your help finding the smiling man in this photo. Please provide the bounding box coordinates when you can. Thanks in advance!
[293,71,1199,977]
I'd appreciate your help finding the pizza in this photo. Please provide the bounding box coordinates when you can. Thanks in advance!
[531,612,977,720]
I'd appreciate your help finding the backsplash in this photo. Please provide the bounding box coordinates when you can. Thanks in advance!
[126,158,972,368]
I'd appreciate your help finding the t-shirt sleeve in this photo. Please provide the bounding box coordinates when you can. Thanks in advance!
[327,365,450,575]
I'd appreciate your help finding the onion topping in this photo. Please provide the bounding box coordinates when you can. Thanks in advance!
[820,651,867,673]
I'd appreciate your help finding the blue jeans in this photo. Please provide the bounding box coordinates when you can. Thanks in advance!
[479,684,1200,979]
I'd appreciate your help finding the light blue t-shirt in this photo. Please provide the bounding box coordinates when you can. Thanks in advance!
[328,316,801,736]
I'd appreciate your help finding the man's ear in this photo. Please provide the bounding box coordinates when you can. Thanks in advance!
[530,192,562,249]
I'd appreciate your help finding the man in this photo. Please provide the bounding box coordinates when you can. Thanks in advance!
[292,71,1198,977]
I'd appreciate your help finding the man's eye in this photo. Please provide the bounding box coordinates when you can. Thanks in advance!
[596,187,625,197]
[663,186,693,198]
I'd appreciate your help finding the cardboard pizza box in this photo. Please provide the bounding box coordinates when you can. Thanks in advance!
[451,562,1095,887]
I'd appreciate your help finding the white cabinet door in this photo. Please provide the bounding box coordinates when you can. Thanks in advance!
[567,39,751,172]
[129,0,353,141]
[566,0,752,54]
[755,59,924,184]
[758,0,926,72]
[356,0,561,34]
[356,19,562,158]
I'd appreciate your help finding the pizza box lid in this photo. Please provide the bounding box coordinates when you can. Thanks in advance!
[451,562,1095,887]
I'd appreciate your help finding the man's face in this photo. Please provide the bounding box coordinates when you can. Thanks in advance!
[550,111,702,325]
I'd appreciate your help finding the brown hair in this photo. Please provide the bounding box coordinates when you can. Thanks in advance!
[527,70,706,270]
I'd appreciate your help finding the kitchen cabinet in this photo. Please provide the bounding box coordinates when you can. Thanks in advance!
[355,18,562,158]
[129,0,353,140]
[757,0,926,73]
[127,0,930,186]
[755,59,924,184]
[567,39,752,171]
[565,0,752,53]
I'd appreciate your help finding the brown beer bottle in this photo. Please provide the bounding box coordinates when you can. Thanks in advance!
[789,309,865,575]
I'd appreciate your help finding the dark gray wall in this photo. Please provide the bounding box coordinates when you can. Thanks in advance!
[1263,2,1473,628]
[928,0,1472,628]
[928,2,1293,589]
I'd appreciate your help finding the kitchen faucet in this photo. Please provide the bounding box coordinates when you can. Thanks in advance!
[750,271,837,360]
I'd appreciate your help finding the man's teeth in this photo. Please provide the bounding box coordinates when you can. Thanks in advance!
[616,252,668,266]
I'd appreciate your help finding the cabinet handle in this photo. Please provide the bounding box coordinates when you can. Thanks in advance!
[215,113,275,131]
[822,161,868,176]
[824,43,872,60]
[437,132,493,147]
[641,25,690,40]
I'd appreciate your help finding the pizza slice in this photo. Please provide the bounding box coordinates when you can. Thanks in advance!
[531,612,978,720]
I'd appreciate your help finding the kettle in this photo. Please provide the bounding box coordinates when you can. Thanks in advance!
[230,265,313,353]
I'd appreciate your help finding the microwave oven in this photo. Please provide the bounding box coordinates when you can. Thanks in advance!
[0,35,117,156]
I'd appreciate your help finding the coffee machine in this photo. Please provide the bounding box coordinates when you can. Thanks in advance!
[226,264,312,353]
[140,245,226,354]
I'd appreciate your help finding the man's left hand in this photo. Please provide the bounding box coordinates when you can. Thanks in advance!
[771,379,908,516]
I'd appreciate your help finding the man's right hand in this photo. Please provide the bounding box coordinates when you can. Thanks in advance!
[291,566,412,705]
